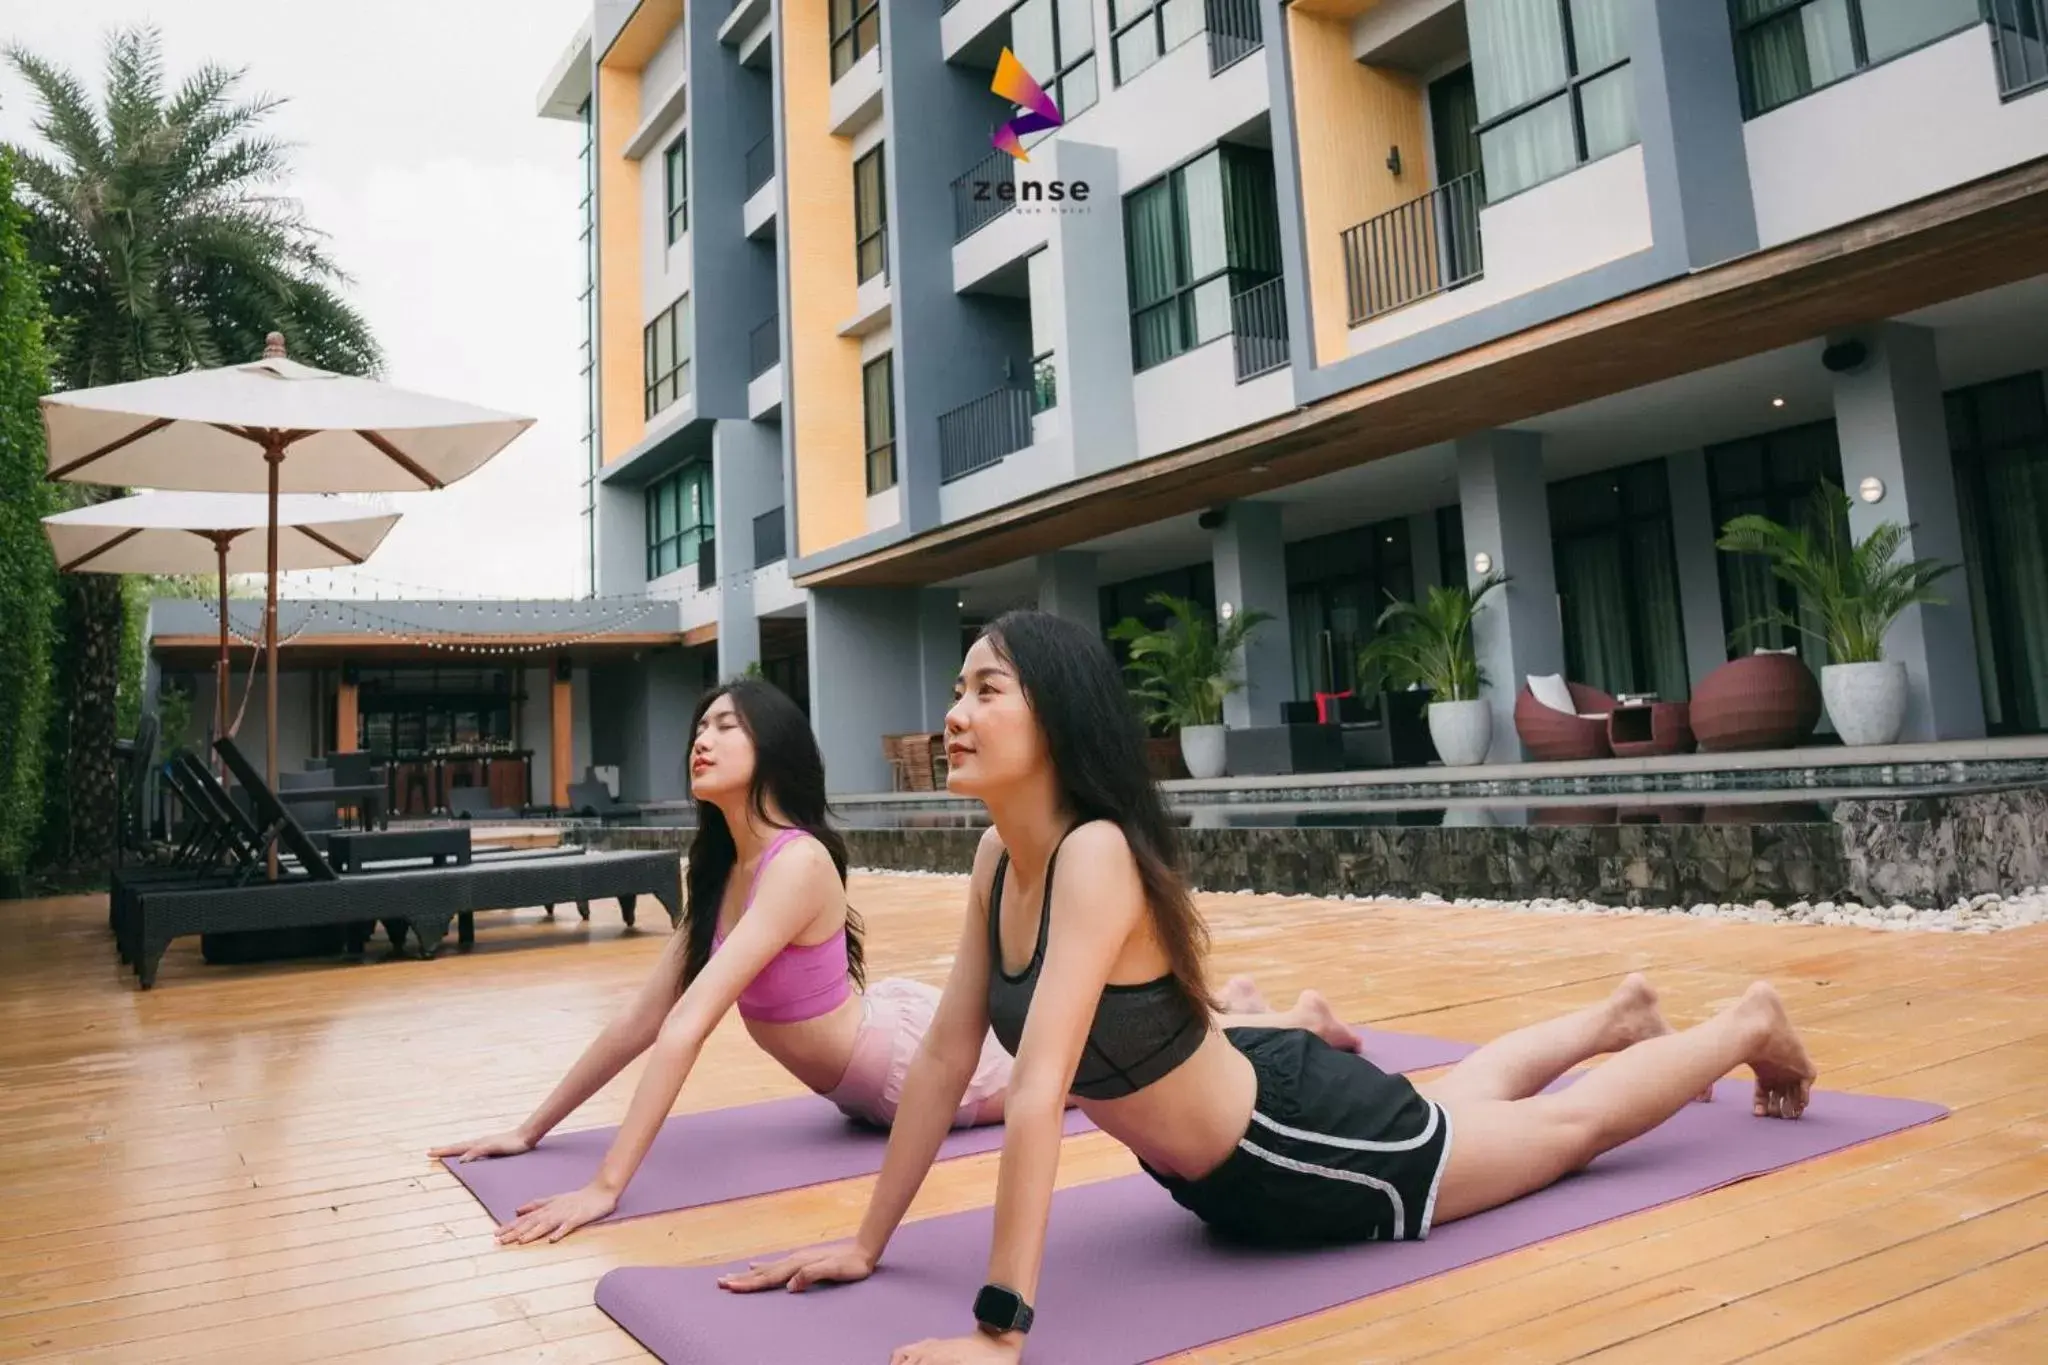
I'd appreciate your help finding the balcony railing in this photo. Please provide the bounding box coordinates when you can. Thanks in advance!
[753,507,786,568]
[748,313,779,379]
[697,535,717,591]
[1206,0,1264,74]
[1990,0,2048,98]
[938,384,1035,483]
[1229,278,1289,382]
[1341,170,1484,327]
[951,147,1016,243]
[744,135,774,196]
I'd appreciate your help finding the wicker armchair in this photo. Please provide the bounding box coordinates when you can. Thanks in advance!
[1514,680,1616,761]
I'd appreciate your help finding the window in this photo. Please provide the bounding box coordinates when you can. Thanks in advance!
[643,295,692,419]
[1731,0,1984,117]
[864,353,897,494]
[831,0,881,79]
[1547,460,1690,702]
[854,145,888,284]
[1467,0,1638,202]
[1948,372,2048,735]
[1012,0,1099,129]
[1285,520,1414,700]
[663,134,688,244]
[1706,419,1846,680]
[1124,144,1282,372]
[578,98,598,595]
[1109,0,1204,84]
[646,461,714,581]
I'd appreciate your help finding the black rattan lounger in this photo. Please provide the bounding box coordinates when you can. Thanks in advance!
[114,742,682,988]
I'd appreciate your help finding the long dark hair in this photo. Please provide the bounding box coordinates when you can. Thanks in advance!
[979,610,1212,1016]
[679,679,863,994]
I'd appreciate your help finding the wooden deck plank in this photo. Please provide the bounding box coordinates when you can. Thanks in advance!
[2,877,2043,1363]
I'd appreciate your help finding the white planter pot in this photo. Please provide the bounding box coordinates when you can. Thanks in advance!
[1428,699,1493,767]
[1179,724,1227,780]
[1822,660,1908,747]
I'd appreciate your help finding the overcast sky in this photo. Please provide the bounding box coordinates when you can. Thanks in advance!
[1,1,592,600]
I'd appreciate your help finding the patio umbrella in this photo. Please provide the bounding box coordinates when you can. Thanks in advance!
[42,491,401,774]
[40,334,533,801]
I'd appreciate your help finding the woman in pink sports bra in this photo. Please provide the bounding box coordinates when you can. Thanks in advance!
[431,679,1354,1246]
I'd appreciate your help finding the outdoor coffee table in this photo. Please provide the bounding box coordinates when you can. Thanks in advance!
[1607,698,1695,758]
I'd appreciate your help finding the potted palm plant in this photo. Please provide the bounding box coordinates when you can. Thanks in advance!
[1716,482,1957,747]
[1107,592,1272,780]
[1355,571,1508,767]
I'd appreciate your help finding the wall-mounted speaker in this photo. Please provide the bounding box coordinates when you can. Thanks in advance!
[1197,508,1227,531]
[1822,339,1869,374]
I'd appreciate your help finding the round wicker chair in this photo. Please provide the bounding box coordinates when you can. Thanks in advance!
[1514,680,1617,761]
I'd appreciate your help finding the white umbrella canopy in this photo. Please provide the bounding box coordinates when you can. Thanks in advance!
[39,333,533,810]
[41,354,533,492]
[42,491,399,575]
[43,492,402,778]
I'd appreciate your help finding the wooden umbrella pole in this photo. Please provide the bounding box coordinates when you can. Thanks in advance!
[265,439,283,880]
[215,536,231,782]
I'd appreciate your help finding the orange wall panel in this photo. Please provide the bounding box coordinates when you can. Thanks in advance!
[597,65,645,465]
[1287,8,1431,365]
[783,6,868,557]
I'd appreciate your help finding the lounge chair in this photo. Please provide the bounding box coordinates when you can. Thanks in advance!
[566,774,648,822]
[112,740,682,989]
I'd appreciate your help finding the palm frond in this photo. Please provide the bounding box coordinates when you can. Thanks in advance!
[1715,481,1956,665]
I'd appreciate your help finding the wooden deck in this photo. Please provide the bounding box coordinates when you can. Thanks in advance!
[3,876,2046,1363]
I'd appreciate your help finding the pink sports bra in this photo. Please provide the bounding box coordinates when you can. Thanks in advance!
[710,828,852,1024]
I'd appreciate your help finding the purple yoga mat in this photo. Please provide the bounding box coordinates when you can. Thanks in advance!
[596,1079,1946,1364]
[444,1028,1475,1226]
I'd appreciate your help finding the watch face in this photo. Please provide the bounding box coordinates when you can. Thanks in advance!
[974,1284,1021,1328]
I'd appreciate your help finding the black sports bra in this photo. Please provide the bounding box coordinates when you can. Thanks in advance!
[983,837,1205,1101]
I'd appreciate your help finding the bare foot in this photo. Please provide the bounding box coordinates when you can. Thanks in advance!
[1738,981,1816,1119]
[1608,973,1714,1102]
[1219,976,1269,1014]
[1291,990,1363,1053]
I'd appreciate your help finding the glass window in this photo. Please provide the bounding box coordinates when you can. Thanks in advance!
[645,461,714,583]
[1467,0,1639,202]
[663,134,687,244]
[1948,372,2048,735]
[1733,0,1983,117]
[1010,0,1098,138]
[1110,0,1203,86]
[864,353,896,494]
[830,0,881,80]
[1706,419,1846,679]
[1123,144,1282,371]
[642,296,692,419]
[1547,460,1690,701]
[855,145,888,284]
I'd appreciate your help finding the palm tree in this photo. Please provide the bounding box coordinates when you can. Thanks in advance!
[1107,592,1275,731]
[5,25,381,869]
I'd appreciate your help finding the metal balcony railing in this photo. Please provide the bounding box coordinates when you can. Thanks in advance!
[748,313,779,379]
[1229,278,1289,382]
[753,507,786,568]
[697,535,717,591]
[938,384,1035,483]
[1990,0,2048,98]
[744,135,774,196]
[1341,170,1485,327]
[1206,0,1264,74]
[1032,352,1057,413]
[951,147,1016,243]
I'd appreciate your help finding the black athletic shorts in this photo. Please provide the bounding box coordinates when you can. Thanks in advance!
[1139,1026,1453,1246]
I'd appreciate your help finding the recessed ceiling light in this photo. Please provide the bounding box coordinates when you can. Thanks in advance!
[1249,464,1269,474]
[1771,397,1786,408]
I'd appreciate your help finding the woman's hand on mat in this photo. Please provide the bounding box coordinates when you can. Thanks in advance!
[715,1241,875,1293]
[495,1183,618,1244]
[888,1333,1022,1364]
[428,1129,534,1163]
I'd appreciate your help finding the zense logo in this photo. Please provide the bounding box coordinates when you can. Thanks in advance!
[973,48,1091,208]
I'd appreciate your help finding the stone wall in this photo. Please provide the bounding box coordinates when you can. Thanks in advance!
[579,787,2048,910]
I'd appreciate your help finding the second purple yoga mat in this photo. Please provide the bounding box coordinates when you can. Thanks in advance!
[597,1079,1945,1364]
[444,1027,1475,1226]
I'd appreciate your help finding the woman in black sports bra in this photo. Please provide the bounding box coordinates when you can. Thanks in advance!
[723,610,1818,1364]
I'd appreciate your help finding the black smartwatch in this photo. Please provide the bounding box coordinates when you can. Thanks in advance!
[973,1282,1034,1336]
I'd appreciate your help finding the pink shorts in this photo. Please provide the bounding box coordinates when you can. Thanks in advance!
[823,977,1015,1130]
